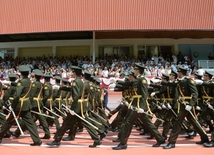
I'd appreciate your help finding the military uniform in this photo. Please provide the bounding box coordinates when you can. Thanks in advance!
[112,63,164,150]
[30,69,50,138]
[0,65,41,146]
[163,67,209,149]
[47,66,101,147]
[42,74,60,131]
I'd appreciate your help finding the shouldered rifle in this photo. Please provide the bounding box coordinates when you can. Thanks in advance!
[7,100,24,135]
[43,106,62,118]
[31,110,55,119]
[62,104,99,130]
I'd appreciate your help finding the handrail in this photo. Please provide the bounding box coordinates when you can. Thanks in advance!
[198,60,214,69]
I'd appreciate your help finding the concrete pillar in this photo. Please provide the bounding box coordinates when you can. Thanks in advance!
[52,46,56,57]
[14,47,18,58]
[92,31,96,63]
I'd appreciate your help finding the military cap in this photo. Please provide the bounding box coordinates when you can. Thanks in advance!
[90,75,95,82]
[94,77,101,84]
[18,65,31,72]
[71,66,82,71]
[128,69,135,76]
[55,76,62,81]
[162,73,169,81]
[134,63,146,71]
[83,70,91,79]
[204,70,213,79]
[62,78,69,84]
[8,74,17,82]
[177,66,188,75]
[194,72,203,79]
[169,70,178,77]
[55,76,62,83]
[33,69,43,77]
[43,74,52,78]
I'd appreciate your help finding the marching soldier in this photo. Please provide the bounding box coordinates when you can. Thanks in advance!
[0,65,42,146]
[47,66,102,148]
[112,63,165,150]
[11,69,51,139]
[163,66,209,149]
[197,71,214,147]
[30,69,51,139]
[197,71,214,133]
[43,74,60,132]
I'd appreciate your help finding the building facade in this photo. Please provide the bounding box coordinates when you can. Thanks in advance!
[0,0,214,62]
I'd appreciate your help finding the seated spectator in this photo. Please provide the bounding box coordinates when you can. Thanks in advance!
[144,67,151,77]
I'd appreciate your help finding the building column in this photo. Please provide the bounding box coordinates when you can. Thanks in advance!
[174,43,179,55]
[133,44,138,59]
[92,31,96,64]
[52,46,56,57]
[14,47,18,58]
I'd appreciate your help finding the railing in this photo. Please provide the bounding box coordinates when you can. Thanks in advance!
[198,60,214,69]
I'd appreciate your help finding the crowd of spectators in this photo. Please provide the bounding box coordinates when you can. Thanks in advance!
[0,52,204,80]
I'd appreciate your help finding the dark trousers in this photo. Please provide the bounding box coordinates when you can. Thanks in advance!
[15,107,50,136]
[168,109,208,144]
[119,109,163,144]
[0,110,40,143]
[54,113,100,143]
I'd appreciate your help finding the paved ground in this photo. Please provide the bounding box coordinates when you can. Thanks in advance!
[0,91,213,155]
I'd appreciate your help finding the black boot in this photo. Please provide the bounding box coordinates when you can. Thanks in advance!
[152,139,165,147]
[47,141,61,146]
[62,136,74,141]
[196,138,209,145]
[89,141,102,148]
[112,138,120,142]
[11,132,20,138]
[30,140,42,146]
[112,143,127,150]
[163,143,175,149]
[203,141,214,147]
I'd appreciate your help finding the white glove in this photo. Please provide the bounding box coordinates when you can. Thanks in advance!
[208,104,213,110]
[8,106,13,111]
[151,79,161,84]
[157,105,162,110]
[119,101,123,105]
[150,92,156,97]
[162,104,167,109]
[194,79,203,85]
[2,106,6,110]
[53,85,60,90]
[167,103,172,109]
[124,101,129,106]
[185,105,192,111]
[69,110,75,115]
[137,108,144,113]
[196,106,201,111]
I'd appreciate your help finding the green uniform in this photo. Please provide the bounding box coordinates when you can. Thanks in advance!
[0,77,41,144]
[116,74,164,147]
[167,77,208,144]
[53,77,100,144]
[43,82,60,131]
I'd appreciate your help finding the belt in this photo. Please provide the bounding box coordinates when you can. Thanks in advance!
[202,96,213,99]
[47,98,53,110]
[180,96,192,100]
[33,97,42,113]
[9,97,14,100]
